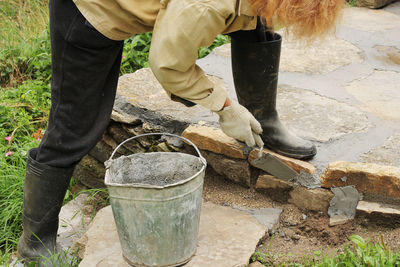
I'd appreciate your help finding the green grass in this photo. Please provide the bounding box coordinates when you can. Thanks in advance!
[250,235,400,266]
[0,0,229,265]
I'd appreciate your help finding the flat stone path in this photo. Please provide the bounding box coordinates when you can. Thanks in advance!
[77,203,278,267]
[73,4,400,267]
[199,5,400,173]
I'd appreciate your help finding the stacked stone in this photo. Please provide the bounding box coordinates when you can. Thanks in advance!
[73,116,185,188]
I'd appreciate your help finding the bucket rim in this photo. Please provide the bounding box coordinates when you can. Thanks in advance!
[104,154,206,189]
[104,133,207,189]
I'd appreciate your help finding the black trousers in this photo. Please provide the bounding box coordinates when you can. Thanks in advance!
[36,0,266,168]
[36,0,124,167]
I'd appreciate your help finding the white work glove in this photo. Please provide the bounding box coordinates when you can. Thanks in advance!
[216,100,264,147]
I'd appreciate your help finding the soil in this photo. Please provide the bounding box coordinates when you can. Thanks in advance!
[202,167,400,266]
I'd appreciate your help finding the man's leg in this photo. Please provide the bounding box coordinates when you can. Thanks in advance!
[18,0,124,263]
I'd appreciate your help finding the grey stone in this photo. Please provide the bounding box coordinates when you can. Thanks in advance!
[78,203,266,267]
[201,150,251,187]
[247,208,282,235]
[345,70,400,121]
[73,155,105,188]
[110,110,141,125]
[385,1,400,16]
[289,187,334,213]
[357,0,398,8]
[58,194,92,251]
[293,170,321,189]
[89,140,113,163]
[107,123,146,154]
[374,45,400,66]
[340,7,400,32]
[356,200,400,225]
[279,34,364,74]
[361,133,400,167]
[114,68,219,134]
[277,85,372,142]
[328,186,361,221]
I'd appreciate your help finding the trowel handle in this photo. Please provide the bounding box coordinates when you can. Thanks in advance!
[108,133,207,166]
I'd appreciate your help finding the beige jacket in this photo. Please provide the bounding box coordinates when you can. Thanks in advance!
[73,0,257,111]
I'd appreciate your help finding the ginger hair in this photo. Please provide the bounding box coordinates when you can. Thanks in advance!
[249,0,345,39]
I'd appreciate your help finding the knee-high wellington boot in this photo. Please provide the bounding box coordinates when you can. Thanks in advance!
[17,149,74,265]
[231,32,317,159]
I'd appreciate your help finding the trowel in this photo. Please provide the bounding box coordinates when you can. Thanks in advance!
[251,151,298,182]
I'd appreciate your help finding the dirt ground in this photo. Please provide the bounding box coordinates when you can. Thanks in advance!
[202,167,400,265]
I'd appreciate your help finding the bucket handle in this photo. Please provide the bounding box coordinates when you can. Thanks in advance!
[106,133,206,169]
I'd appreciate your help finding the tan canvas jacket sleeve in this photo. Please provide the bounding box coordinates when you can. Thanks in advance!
[74,0,256,111]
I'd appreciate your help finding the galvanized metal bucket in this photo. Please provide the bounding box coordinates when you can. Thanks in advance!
[104,133,207,267]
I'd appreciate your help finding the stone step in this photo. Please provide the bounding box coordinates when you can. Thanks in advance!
[356,200,400,226]
[320,161,400,200]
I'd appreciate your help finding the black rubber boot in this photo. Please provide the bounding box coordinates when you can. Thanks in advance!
[231,32,317,159]
[17,149,74,265]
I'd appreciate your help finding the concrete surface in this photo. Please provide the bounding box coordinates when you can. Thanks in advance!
[77,202,267,267]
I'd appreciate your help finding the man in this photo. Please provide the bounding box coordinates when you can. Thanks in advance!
[17,0,344,264]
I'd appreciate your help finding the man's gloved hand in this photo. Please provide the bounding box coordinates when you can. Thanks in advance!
[216,100,264,147]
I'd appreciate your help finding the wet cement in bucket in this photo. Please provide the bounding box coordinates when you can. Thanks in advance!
[107,152,203,186]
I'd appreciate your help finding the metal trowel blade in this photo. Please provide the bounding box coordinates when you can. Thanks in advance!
[251,153,298,181]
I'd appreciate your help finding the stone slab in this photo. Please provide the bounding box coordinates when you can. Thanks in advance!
[328,186,361,221]
[289,187,334,213]
[256,174,293,190]
[249,147,316,175]
[78,202,266,267]
[247,208,282,235]
[356,0,398,9]
[345,70,400,121]
[277,85,372,142]
[201,150,251,187]
[114,68,220,133]
[341,7,400,32]
[213,37,364,75]
[73,155,105,189]
[182,124,248,159]
[279,34,364,74]
[374,45,400,66]
[361,133,400,168]
[385,1,400,16]
[321,161,400,199]
[58,194,92,251]
[356,201,400,225]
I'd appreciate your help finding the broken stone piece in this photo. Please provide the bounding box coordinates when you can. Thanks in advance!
[289,186,334,213]
[182,125,248,159]
[256,174,293,190]
[201,150,251,187]
[356,200,400,226]
[328,186,361,222]
[329,215,351,226]
[320,161,400,200]
[73,155,105,188]
[110,110,141,125]
[248,148,316,175]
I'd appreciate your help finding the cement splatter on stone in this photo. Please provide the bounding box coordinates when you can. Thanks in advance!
[328,186,362,220]
[292,170,321,189]
[106,152,203,186]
